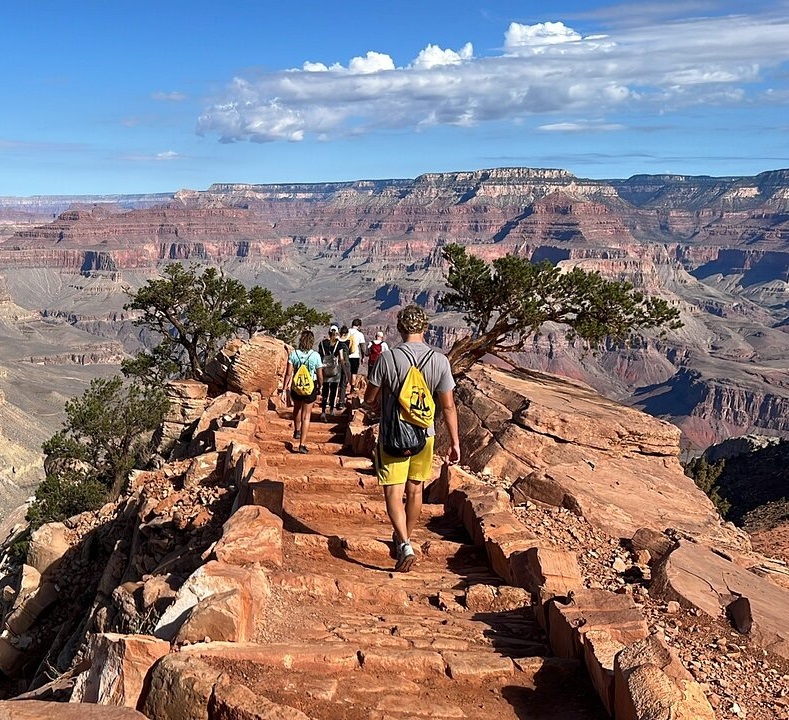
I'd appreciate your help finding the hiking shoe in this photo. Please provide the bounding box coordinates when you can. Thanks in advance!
[293,430,301,440]
[394,541,415,573]
[297,445,309,454]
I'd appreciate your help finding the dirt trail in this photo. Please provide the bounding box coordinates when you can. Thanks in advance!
[198,405,608,720]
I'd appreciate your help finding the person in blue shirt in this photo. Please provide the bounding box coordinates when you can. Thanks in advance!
[281,329,324,453]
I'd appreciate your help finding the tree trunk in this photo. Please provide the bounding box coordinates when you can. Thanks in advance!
[446,334,497,377]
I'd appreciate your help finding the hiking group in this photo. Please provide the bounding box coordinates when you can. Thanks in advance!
[280,319,368,452]
[281,306,461,573]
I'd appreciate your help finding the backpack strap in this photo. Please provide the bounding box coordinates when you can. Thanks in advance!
[398,346,434,372]
[394,346,434,394]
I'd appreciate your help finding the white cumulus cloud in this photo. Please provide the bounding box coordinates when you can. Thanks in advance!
[412,42,473,69]
[504,21,582,55]
[196,10,789,144]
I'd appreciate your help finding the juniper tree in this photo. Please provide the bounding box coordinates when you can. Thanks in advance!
[124,263,330,381]
[440,243,682,376]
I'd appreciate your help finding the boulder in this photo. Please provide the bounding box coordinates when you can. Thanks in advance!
[652,540,789,659]
[26,522,70,577]
[154,561,269,641]
[213,505,283,568]
[175,589,251,644]
[614,633,714,720]
[70,633,170,707]
[225,334,289,397]
[140,653,220,720]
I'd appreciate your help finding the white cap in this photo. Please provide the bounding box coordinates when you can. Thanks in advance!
[330,324,339,333]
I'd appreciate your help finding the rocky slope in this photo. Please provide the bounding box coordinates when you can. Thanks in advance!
[0,334,787,718]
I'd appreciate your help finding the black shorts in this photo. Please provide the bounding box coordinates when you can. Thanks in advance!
[291,388,318,404]
[349,358,361,374]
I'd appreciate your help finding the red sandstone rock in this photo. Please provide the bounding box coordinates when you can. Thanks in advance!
[70,633,170,707]
[154,561,269,641]
[213,504,283,567]
[0,701,147,719]
[225,334,289,398]
[583,628,624,716]
[548,588,649,659]
[174,588,254,645]
[613,633,714,720]
[210,676,310,719]
[457,364,748,551]
[140,653,220,720]
[652,540,789,659]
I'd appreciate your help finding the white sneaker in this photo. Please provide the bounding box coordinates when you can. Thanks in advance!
[395,541,415,573]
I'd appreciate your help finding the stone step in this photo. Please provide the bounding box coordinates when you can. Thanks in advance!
[290,531,484,567]
[275,468,376,491]
[256,439,348,456]
[261,452,344,469]
[184,640,603,720]
[284,492,447,522]
[268,412,349,427]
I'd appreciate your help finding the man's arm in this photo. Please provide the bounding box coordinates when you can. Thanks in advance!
[437,389,460,464]
[363,382,380,410]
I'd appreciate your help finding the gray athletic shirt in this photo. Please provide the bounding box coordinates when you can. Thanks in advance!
[367,341,455,436]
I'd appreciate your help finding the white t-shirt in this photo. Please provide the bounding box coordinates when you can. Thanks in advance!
[348,327,366,359]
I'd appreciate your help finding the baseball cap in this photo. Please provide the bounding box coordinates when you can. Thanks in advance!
[329,324,339,333]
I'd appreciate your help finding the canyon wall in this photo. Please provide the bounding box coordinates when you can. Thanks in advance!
[0,166,788,478]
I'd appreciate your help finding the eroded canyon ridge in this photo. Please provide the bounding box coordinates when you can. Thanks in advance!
[1,167,788,512]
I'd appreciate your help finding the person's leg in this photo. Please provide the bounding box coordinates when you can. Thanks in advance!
[349,358,360,392]
[320,383,329,420]
[337,367,348,409]
[328,382,338,415]
[403,436,435,537]
[299,401,313,449]
[292,398,303,437]
[376,445,416,572]
[404,479,423,541]
[383,483,409,546]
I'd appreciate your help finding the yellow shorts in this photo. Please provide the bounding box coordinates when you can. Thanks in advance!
[375,436,435,486]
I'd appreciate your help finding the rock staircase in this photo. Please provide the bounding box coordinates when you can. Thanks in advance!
[167,403,608,720]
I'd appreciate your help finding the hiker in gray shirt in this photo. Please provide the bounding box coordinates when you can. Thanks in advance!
[364,305,461,573]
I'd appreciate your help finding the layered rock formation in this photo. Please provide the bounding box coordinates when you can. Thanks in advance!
[1,165,789,470]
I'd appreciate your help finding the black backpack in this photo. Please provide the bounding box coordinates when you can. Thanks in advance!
[320,340,340,380]
[380,349,434,458]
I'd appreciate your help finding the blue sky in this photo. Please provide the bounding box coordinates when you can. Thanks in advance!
[2,0,789,196]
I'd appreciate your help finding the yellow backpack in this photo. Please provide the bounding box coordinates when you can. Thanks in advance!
[291,352,315,396]
[348,332,358,355]
[396,348,436,428]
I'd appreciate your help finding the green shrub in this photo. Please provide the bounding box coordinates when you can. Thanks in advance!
[683,456,731,517]
[26,470,108,531]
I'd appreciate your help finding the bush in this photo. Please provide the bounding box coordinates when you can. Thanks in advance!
[683,456,732,517]
[26,470,108,531]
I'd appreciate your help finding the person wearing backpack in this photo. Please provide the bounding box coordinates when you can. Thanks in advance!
[336,325,353,411]
[280,329,324,454]
[367,330,389,369]
[363,305,460,573]
[318,325,346,421]
[347,318,367,393]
